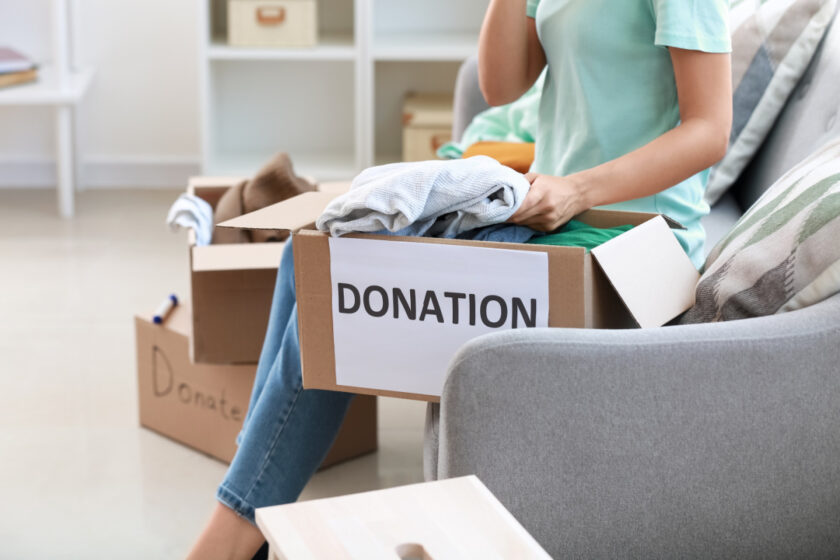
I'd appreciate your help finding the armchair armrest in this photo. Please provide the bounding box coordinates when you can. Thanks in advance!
[435,293,840,558]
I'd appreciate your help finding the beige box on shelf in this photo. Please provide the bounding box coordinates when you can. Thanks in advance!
[402,93,453,162]
[135,303,378,465]
[228,0,318,48]
[255,475,551,559]
[219,192,700,403]
[186,177,350,365]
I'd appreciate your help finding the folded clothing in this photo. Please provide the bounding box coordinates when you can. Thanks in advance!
[455,223,538,244]
[167,194,214,246]
[316,156,530,238]
[213,152,316,244]
[462,142,535,174]
[527,220,633,251]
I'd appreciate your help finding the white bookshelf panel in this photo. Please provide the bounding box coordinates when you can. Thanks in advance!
[373,61,460,164]
[208,33,355,61]
[0,66,94,106]
[372,0,485,35]
[208,59,356,180]
[371,0,483,61]
[206,150,356,180]
[373,31,477,61]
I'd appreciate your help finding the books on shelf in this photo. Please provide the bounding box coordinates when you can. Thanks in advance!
[0,47,38,89]
[0,68,38,89]
[0,47,36,74]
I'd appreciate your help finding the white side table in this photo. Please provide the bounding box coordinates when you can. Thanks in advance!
[255,475,551,559]
[0,0,94,218]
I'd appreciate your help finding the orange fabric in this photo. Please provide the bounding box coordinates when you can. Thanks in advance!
[461,141,536,173]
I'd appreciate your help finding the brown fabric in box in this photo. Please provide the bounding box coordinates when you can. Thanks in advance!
[214,152,316,244]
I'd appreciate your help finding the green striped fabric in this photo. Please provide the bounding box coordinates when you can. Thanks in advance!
[680,138,840,323]
[705,0,837,205]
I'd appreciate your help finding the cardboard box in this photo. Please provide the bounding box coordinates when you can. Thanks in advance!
[187,177,350,365]
[402,93,453,162]
[220,192,700,402]
[136,303,378,465]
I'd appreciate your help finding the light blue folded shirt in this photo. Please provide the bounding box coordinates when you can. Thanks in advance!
[316,156,531,240]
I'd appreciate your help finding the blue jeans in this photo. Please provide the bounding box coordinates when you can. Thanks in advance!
[217,240,354,524]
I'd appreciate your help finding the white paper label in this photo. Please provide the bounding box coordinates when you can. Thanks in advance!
[328,237,549,396]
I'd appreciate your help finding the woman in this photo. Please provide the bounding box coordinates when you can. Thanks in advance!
[187,1,731,557]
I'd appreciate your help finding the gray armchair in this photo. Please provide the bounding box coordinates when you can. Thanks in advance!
[425,10,840,558]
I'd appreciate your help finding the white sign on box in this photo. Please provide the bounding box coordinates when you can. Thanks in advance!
[328,238,550,396]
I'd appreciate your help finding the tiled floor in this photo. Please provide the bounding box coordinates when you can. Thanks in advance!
[0,189,427,559]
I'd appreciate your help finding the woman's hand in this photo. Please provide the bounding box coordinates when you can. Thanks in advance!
[508,173,588,232]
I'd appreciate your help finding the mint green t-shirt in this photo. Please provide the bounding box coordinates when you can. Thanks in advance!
[526,0,731,268]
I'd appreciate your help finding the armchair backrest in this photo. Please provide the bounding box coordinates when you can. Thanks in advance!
[451,56,488,144]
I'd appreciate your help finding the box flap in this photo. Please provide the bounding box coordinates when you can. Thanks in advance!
[317,181,352,195]
[218,191,340,232]
[591,216,698,328]
[192,242,285,271]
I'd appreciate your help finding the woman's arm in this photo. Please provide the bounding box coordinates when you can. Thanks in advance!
[510,48,732,230]
[478,0,546,106]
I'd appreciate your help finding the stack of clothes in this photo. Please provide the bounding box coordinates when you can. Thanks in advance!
[316,155,632,249]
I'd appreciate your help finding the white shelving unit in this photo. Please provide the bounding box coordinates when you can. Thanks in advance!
[198,0,487,181]
[0,0,93,217]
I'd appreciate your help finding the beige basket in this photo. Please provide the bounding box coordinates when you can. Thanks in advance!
[228,0,318,48]
[402,93,453,162]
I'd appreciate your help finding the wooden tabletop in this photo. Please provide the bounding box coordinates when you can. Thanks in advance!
[255,475,551,560]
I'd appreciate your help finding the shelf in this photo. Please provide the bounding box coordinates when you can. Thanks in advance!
[206,151,358,182]
[373,32,478,61]
[0,66,94,106]
[375,153,402,166]
[207,33,356,61]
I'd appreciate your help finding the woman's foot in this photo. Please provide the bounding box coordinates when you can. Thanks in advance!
[186,503,265,560]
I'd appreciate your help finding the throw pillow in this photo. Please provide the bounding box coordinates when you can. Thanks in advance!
[705,0,837,205]
[680,138,840,323]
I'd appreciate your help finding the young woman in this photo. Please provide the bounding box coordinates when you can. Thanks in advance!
[187,1,731,558]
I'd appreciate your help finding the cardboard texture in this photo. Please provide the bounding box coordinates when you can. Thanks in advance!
[135,304,377,465]
[219,186,700,402]
[187,178,349,365]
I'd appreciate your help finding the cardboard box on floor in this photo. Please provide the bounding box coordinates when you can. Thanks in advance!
[186,177,350,365]
[220,192,700,402]
[135,303,377,465]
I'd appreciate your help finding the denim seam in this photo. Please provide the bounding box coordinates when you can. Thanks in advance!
[241,377,304,505]
[217,484,256,523]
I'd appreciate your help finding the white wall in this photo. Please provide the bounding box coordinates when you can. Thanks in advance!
[0,0,201,188]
